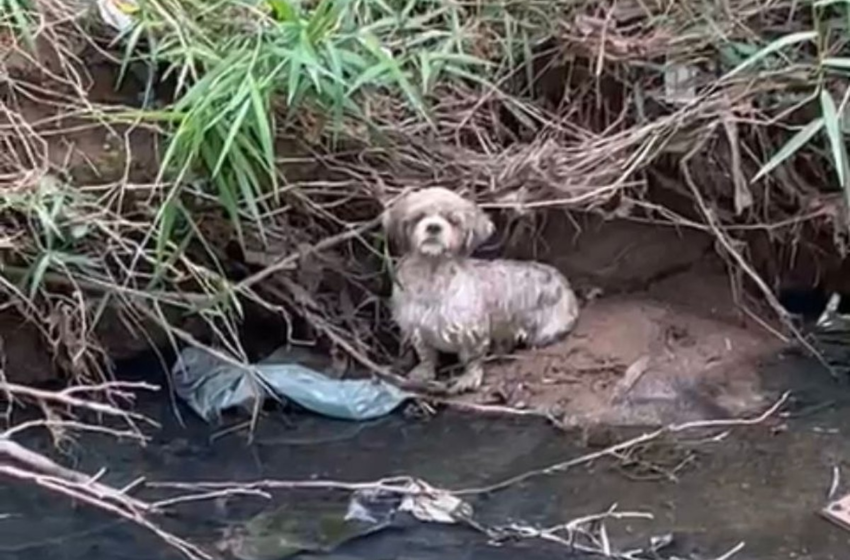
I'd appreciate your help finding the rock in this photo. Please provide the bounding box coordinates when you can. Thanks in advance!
[0,310,60,385]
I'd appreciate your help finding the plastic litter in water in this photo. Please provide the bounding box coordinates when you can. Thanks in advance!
[171,346,412,422]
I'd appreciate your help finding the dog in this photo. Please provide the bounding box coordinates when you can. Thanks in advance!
[382,187,580,394]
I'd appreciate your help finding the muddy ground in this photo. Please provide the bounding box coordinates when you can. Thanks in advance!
[412,215,789,427]
[0,208,812,429]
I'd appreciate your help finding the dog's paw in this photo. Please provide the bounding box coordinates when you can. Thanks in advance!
[447,368,484,395]
[408,363,437,382]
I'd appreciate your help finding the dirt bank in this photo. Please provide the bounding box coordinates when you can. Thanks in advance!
[0,170,799,425]
[0,28,837,428]
[440,218,786,426]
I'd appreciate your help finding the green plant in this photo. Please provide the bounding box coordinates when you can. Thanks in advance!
[726,0,850,209]
[0,0,36,49]
[115,0,562,258]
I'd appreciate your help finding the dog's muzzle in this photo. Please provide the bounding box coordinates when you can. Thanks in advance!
[415,216,451,254]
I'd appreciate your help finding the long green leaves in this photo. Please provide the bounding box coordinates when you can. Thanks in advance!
[722,30,818,80]
[140,0,500,252]
[821,89,849,189]
[743,2,850,214]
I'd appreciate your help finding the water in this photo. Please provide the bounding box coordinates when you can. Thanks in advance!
[3,349,850,560]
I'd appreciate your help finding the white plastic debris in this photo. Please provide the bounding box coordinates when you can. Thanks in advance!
[398,480,473,524]
[663,62,697,104]
[96,0,139,33]
[816,292,843,330]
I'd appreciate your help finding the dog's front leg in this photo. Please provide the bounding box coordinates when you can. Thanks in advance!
[449,342,488,394]
[407,332,438,382]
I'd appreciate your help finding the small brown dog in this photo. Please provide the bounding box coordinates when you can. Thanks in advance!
[383,187,580,394]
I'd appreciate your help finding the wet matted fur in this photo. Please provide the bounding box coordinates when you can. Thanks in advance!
[383,187,580,394]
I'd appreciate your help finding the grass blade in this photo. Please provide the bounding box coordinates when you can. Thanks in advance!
[823,57,850,70]
[211,89,254,178]
[753,118,824,182]
[723,31,817,80]
[821,88,849,188]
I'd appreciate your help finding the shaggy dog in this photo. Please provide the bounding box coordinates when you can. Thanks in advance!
[383,187,580,394]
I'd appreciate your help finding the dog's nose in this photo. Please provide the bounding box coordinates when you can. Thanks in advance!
[426,222,442,235]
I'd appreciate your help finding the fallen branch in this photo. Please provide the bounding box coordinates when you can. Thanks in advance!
[149,392,789,499]
[0,380,210,560]
[0,463,211,560]
[0,438,144,504]
[454,391,789,495]
[495,506,657,559]
[2,381,160,428]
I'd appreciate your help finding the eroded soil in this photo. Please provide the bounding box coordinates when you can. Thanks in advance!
[449,249,786,426]
[0,39,811,430]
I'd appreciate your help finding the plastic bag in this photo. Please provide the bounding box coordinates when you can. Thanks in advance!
[172,346,411,422]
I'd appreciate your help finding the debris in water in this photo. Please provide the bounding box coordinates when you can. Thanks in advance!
[216,489,399,560]
[215,479,474,559]
[816,292,847,331]
[398,479,473,524]
[822,489,850,532]
[172,346,412,422]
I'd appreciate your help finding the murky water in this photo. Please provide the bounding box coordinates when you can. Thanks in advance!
[3,347,850,560]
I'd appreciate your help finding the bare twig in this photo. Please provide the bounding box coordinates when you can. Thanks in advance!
[149,393,789,501]
[0,464,211,560]
[2,382,159,427]
[453,391,789,496]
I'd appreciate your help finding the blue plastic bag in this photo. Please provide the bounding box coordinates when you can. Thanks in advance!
[172,346,411,422]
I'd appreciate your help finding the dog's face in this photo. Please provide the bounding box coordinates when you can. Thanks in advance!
[383,187,494,258]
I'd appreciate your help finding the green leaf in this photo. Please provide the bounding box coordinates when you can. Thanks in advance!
[2,0,36,51]
[117,24,148,88]
[723,31,817,80]
[821,88,849,189]
[823,57,850,69]
[154,195,187,266]
[287,52,304,105]
[752,118,824,182]
[267,0,297,22]
[247,76,277,187]
[348,62,391,95]
[719,42,761,68]
[27,254,51,297]
[359,33,427,120]
[419,51,433,93]
[211,96,252,179]
[306,0,340,43]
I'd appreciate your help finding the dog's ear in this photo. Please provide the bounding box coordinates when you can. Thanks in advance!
[463,206,494,253]
[381,197,408,253]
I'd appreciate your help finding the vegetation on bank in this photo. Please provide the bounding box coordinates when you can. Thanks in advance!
[0,0,849,380]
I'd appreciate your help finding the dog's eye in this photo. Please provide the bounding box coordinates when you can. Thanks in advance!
[446,213,461,225]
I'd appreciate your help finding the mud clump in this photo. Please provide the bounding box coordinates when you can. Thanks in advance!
[453,263,785,427]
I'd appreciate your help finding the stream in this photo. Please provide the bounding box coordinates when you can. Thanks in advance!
[2,346,850,560]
